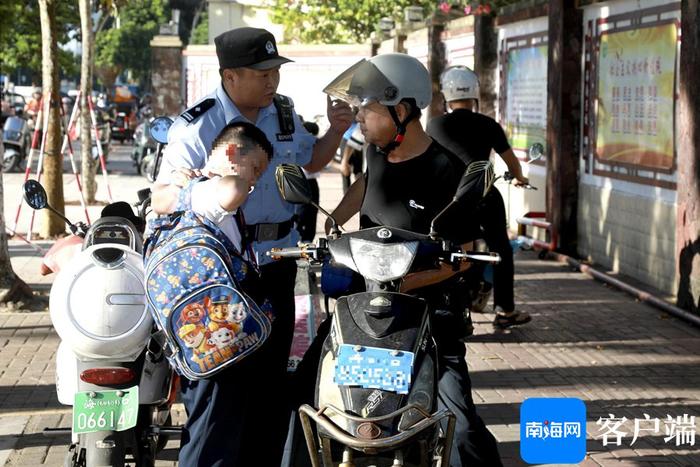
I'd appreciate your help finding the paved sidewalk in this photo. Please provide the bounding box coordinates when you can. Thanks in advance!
[2,146,699,466]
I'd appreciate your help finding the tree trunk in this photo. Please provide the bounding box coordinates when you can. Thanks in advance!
[79,0,98,203]
[0,157,32,303]
[474,14,498,119]
[545,0,582,256]
[38,0,65,238]
[676,0,700,314]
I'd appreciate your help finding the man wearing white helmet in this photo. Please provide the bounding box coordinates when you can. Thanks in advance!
[318,53,503,466]
[428,65,532,330]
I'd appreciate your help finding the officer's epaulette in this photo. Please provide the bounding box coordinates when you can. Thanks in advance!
[180,98,215,124]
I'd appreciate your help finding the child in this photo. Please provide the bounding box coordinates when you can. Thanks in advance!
[165,121,278,467]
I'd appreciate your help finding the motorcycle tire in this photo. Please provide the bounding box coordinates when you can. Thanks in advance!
[141,157,155,183]
[2,153,20,173]
[63,445,85,467]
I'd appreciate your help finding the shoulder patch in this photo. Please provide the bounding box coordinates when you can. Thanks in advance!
[180,98,216,124]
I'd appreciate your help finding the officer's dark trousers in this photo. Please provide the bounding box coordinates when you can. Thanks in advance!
[292,310,502,467]
[178,259,297,467]
[477,189,515,312]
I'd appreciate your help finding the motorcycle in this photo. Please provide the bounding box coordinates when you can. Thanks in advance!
[86,104,113,163]
[24,180,178,467]
[138,116,173,183]
[111,103,136,144]
[269,163,501,467]
[2,115,31,172]
[131,117,157,176]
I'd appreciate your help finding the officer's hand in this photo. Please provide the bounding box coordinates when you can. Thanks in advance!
[326,96,353,134]
[515,175,530,187]
[171,168,202,187]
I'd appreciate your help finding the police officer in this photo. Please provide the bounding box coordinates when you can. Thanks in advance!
[151,27,352,466]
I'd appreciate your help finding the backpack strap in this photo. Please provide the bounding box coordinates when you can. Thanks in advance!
[273,94,295,135]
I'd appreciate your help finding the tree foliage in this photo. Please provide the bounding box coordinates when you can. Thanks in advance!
[0,1,79,83]
[190,9,208,45]
[271,0,531,44]
[271,0,435,44]
[94,0,169,85]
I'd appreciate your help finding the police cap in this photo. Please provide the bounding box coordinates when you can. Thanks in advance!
[215,27,292,70]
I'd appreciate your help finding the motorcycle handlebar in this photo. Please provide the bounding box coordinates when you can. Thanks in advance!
[502,172,537,190]
[451,251,501,264]
[267,245,322,261]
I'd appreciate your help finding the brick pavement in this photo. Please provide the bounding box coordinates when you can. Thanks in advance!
[2,147,699,466]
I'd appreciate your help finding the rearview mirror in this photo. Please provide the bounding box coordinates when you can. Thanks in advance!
[148,116,173,144]
[275,163,341,235]
[275,164,314,205]
[528,143,544,163]
[23,180,48,210]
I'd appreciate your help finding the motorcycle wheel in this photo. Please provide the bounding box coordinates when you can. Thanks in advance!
[2,153,20,172]
[63,444,85,467]
[141,157,155,183]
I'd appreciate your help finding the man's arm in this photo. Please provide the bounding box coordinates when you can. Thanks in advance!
[399,241,474,293]
[324,174,365,234]
[499,148,529,185]
[304,96,353,173]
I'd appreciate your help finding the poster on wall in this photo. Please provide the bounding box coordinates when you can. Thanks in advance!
[595,22,678,171]
[504,44,548,153]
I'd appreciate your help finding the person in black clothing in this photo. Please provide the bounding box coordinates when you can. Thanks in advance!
[317,53,503,467]
[296,120,321,242]
[427,65,532,329]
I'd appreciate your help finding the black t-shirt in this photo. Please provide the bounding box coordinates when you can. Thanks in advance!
[426,109,511,165]
[360,142,478,245]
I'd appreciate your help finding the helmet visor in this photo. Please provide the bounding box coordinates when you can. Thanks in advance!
[323,59,400,107]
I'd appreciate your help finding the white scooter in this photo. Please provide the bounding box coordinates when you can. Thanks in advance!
[24,179,178,467]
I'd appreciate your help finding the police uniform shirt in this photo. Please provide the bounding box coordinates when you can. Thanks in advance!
[158,82,316,265]
[426,109,511,166]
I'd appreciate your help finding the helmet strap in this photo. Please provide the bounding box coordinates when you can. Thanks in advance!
[380,104,419,153]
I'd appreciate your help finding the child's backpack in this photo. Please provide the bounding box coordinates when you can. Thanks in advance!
[143,180,272,380]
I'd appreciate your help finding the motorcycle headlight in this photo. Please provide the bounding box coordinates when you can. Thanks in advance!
[349,238,418,283]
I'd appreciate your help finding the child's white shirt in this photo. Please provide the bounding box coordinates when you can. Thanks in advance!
[189,177,243,253]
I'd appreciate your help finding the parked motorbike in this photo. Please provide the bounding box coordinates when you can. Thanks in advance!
[139,116,173,182]
[111,103,136,143]
[92,105,113,163]
[2,115,30,172]
[24,180,178,467]
[269,164,501,467]
[131,118,157,175]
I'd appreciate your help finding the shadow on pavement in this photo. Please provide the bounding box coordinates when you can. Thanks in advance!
[470,361,700,390]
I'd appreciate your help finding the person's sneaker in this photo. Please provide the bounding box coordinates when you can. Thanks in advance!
[493,307,532,329]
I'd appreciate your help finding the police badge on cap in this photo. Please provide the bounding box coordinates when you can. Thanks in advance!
[215,27,293,70]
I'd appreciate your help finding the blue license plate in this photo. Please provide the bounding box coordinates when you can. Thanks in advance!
[334,344,414,394]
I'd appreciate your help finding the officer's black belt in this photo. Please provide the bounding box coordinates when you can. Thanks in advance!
[245,218,295,242]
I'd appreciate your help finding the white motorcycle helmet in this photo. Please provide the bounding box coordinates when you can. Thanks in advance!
[324,53,432,151]
[324,53,432,109]
[440,65,480,103]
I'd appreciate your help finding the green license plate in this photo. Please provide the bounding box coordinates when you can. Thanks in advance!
[72,386,139,434]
